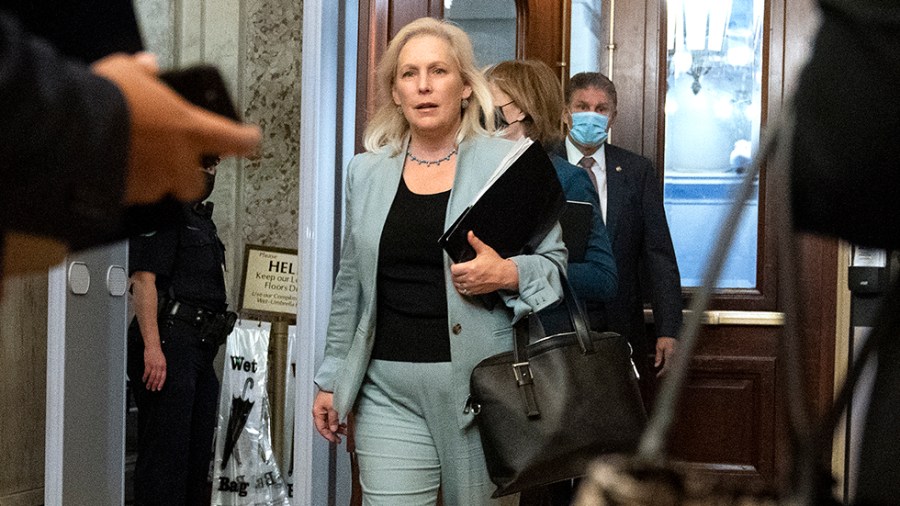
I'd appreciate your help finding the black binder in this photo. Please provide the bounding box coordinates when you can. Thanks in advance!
[559,200,593,263]
[439,139,566,263]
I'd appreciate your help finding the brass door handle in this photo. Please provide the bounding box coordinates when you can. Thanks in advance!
[645,309,785,326]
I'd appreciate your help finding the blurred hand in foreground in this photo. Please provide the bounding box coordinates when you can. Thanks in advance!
[91,52,261,205]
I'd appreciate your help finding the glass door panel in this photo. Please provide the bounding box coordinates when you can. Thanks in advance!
[570,0,604,75]
[662,0,764,288]
[444,0,516,68]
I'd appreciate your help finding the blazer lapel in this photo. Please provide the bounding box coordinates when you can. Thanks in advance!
[363,140,406,254]
[604,146,625,241]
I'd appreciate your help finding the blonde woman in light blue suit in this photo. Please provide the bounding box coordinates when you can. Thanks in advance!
[312,17,566,506]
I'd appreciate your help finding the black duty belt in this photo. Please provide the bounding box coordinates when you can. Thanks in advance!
[161,298,223,325]
[158,297,237,347]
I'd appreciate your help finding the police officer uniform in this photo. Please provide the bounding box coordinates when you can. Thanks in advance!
[127,200,229,505]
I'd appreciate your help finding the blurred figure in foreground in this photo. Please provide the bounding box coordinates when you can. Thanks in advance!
[0,8,260,288]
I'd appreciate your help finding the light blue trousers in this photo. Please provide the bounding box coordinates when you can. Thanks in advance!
[354,360,518,506]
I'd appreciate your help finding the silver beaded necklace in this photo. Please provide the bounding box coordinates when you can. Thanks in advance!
[406,146,458,166]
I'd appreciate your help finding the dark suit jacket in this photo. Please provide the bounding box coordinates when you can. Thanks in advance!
[554,142,682,365]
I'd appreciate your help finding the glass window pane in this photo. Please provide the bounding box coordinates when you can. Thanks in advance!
[444,0,516,68]
[662,0,764,288]
[570,0,604,75]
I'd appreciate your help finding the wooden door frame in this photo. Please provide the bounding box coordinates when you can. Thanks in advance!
[645,0,836,485]
[355,0,568,152]
[354,0,444,152]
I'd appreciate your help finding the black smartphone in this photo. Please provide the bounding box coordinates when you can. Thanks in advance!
[159,65,240,122]
[159,65,241,167]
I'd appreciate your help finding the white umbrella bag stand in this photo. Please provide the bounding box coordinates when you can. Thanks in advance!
[212,322,291,505]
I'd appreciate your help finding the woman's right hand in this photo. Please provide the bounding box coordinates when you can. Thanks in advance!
[450,231,519,295]
[313,390,346,443]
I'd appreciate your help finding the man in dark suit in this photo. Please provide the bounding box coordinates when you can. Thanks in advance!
[557,71,682,385]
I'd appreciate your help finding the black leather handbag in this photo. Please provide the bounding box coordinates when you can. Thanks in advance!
[469,278,647,497]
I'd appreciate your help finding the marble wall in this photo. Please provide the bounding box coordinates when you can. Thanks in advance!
[137,0,303,300]
[242,0,303,253]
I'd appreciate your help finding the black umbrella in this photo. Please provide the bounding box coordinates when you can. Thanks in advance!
[221,377,255,469]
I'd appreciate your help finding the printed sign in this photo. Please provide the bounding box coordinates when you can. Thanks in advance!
[239,245,299,319]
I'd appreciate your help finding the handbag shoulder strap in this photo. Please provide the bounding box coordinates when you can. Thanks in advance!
[509,272,596,418]
[520,274,595,353]
[562,277,595,353]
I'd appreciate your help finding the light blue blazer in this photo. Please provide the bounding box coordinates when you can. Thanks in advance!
[314,134,567,429]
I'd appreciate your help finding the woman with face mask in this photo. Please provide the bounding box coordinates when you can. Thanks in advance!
[485,59,617,305]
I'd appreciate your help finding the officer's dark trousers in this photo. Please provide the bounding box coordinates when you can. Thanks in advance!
[128,318,220,506]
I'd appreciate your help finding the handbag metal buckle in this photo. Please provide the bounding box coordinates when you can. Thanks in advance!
[512,361,534,386]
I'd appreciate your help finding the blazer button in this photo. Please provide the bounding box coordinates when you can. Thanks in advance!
[452,323,462,335]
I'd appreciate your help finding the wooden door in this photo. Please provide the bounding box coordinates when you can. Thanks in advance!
[355,0,569,149]
[566,0,837,489]
[354,0,838,492]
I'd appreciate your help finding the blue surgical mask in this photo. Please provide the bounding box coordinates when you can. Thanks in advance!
[569,111,609,148]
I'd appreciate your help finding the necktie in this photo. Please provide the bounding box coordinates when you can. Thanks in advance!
[578,156,607,223]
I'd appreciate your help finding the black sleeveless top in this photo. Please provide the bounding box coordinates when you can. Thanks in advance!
[372,177,452,362]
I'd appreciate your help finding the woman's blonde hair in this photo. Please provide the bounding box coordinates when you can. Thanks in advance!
[363,17,495,154]
[485,59,565,146]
